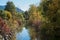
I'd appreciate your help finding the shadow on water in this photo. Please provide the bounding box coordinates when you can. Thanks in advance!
[16,27,31,40]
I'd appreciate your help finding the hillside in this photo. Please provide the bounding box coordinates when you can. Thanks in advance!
[0,5,24,12]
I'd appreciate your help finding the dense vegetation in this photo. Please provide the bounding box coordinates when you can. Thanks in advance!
[25,0,60,40]
[0,0,60,40]
[0,1,24,40]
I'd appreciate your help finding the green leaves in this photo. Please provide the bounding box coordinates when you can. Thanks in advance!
[0,10,12,19]
[38,0,60,40]
[5,1,16,15]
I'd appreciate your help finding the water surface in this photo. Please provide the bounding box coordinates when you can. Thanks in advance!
[16,27,30,40]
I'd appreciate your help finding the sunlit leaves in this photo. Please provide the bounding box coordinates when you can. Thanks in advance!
[4,11,12,19]
[27,4,43,40]
[0,10,12,19]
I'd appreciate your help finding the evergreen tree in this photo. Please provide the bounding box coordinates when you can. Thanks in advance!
[24,11,29,20]
[5,1,16,15]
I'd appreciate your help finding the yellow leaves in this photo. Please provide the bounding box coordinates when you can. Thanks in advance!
[4,11,12,19]
[12,20,18,29]
[48,0,58,11]
[29,5,37,14]
[29,11,42,23]
[52,0,58,3]
[42,0,48,2]
[14,20,17,24]
[29,28,36,39]
[29,5,43,23]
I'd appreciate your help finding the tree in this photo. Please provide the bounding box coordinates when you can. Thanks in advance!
[27,5,42,40]
[28,5,42,28]
[5,1,16,15]
[24,11,29,20]
[0,17,11,40]
[0,10,12,19]
[39,0,60,40]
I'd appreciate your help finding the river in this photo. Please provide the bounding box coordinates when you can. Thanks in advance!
[16,27,31,40]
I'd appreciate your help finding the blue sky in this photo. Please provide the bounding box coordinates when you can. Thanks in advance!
[0,0,40,11]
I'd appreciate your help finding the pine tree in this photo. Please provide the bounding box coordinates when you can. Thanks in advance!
[5,1,16,15]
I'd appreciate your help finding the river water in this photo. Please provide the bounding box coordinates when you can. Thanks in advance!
[16,27,31,40]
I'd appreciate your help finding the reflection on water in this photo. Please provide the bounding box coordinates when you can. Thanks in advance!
[16,27,30,40]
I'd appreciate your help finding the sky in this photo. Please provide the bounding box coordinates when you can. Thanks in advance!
[0,0,41,11]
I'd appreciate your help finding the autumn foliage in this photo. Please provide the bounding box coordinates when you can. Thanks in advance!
[0,17,10,34]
